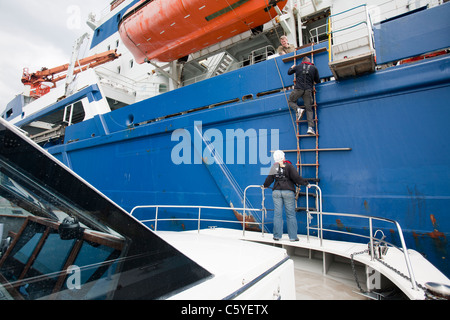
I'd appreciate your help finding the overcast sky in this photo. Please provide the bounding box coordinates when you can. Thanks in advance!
[0,1,109,112]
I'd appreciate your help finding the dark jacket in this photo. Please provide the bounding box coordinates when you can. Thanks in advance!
[288,62,320,90]
[263,162,308,192]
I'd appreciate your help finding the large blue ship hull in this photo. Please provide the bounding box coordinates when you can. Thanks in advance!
[44,5,450,276]
[46,54,450,277]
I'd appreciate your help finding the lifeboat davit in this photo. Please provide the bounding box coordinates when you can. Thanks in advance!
[118,0,288,63]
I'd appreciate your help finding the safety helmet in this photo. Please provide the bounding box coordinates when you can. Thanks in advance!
[273,150,285,163]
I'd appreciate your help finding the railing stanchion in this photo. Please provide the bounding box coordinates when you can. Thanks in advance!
[396,222,418,291]
[155,206,159,231]
[369,217,374,261]
[198,207,202,234]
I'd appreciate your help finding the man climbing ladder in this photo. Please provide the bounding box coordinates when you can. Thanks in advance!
[287,56,320,135]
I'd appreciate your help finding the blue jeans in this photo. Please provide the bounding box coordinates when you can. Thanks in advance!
[272,190,298,240]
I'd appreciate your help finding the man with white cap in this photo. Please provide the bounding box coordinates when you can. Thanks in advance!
[263,150,309,241]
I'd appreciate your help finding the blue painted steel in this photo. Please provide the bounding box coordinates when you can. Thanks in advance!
[374,1,450,64]
[286,41,332,78]
[63,47,329,142]
[48,54,450,275]
[317,56,450,275]
[103,56,294,130]
[89,0,140,49]
[41,6,450,277]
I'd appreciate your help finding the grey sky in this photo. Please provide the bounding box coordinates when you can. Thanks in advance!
[0,1,108,112]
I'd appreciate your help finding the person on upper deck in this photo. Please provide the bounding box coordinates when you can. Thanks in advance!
[277,35,296,55]
[288,56,320,135]
[263,150,309,242]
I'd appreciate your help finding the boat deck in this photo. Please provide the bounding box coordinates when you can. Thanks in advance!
[156,229,296,300]
[293,263,365,300]
[171,228,450,300]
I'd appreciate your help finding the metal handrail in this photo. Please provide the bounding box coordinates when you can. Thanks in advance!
[130,204,264,234]
[327,4,375,62]
[305,184,417,291]
[130,184,418,291]
[182,45,277,86]
[243,185,267,236]
[306,184,323,245]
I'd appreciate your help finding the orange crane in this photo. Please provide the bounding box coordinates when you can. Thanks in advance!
[21,50,121,99]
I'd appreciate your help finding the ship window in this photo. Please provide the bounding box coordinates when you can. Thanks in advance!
[27,233,75,277]
[116,40,119,48]
[0,160,127,300]
[64,101,85,125]
[159,84,168,93]
[5,109,13,119]
[0,215,123,300]
[21,230,78,299]
[68,241,120,288]
[129,59,134,68]
[2,222,47,281]
[106,98,128,111]
[0,123,212,300]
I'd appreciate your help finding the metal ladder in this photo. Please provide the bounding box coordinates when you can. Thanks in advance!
[281,43,351,213]
[281,43,322,213]
[296,44,320,176]
[297,44,321,213]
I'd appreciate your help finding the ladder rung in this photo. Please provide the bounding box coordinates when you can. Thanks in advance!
[297,134,319,138]
[296,207,317,212]
[296,163,319,167]
[297,148,329,152]
[298,192,317,197]
[297,119,318,124]
[296,104,317,109]
[282,148,352,153]
[282,47,328,63]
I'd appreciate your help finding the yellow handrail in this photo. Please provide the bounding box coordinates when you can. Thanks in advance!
[328,15,332,62]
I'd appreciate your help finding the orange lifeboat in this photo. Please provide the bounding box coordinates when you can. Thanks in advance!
[118,0,288,63]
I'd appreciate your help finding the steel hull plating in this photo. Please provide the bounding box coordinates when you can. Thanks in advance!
[45,52,450,277]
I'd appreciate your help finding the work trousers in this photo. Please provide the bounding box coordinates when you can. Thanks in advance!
[272,190,298,240]
[288,89,314,128]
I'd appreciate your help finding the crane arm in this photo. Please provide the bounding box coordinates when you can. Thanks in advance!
[21,49,121,98]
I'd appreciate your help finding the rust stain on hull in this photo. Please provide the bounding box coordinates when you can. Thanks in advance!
[336,219,352,232]
[412,214,447,257]
[427,214,446,240]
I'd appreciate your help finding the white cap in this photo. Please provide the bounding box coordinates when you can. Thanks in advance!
[273,150,285,163]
